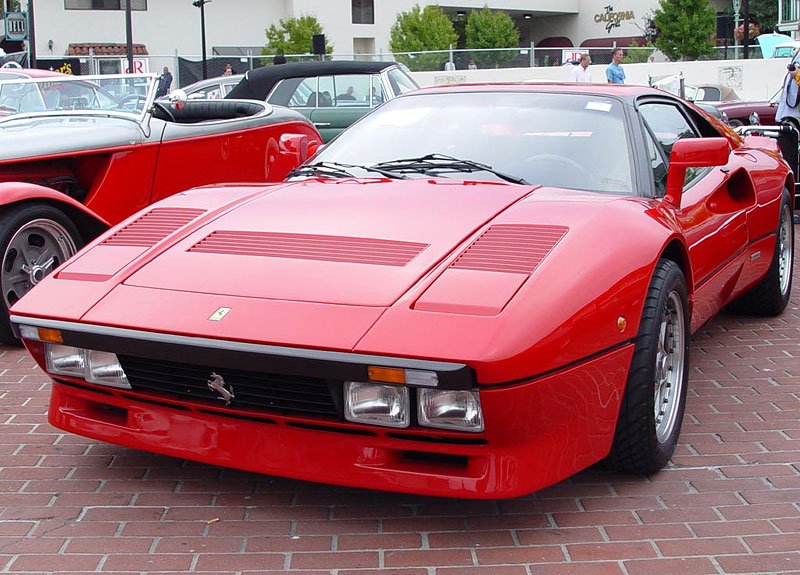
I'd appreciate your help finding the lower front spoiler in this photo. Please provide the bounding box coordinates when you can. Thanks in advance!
[47,344,634,499]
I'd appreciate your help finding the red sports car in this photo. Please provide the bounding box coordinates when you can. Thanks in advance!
[10,83,794,499]
[0,73,321,343]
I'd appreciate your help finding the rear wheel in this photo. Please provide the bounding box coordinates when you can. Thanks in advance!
[727,189,793,316]
[606,259,690,474]
[0,204,82,344]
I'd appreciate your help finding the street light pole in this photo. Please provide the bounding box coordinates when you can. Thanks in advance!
[27,0,36,69]
[743,0,750,59]
[124,0,133,73]
[192,0,211,79]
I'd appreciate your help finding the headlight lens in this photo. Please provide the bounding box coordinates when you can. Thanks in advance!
[85,350,130,388]
[418,389,484,432]
[344,381,410,428]
[45,344,86,377]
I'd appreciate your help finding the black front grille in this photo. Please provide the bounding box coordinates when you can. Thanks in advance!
[118,355,340,417]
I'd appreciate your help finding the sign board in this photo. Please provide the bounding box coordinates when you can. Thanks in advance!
[4,12,26,41]
[122,58,149,73]
[562,50,586,64]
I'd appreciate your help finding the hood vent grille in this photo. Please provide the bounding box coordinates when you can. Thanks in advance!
[189,231,428,267]
[450,224,568,275]
[101,208,205,248]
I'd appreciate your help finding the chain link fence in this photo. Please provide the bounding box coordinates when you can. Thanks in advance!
[8,43,769,87]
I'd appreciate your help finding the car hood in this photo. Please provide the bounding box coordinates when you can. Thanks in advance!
[120,179,538,307]
[0,115,144,162]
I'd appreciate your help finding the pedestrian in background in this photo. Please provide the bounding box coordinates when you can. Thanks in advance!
[606,48,625,84]
[155,66,173,97]
[223,63,233,76]
[570,53,592,83]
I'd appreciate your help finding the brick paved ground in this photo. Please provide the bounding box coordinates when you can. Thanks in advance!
[1,245,800,574]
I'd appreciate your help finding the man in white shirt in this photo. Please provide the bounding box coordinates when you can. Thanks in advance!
[570,54,592,83]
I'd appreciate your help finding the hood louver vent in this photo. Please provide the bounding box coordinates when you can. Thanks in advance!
[101,208,205,248]
[189,231,428,267]
[450,224,568,275]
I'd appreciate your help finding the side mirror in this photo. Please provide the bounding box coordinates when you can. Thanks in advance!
[664,137,730,207]
[167,89,188,110]
[279,133,309,166]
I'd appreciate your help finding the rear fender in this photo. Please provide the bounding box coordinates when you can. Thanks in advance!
[0,182,109,243]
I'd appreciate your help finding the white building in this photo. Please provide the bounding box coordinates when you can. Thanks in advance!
[1,0,729,69]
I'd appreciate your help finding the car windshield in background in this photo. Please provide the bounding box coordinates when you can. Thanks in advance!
[309,91,633,194]
[0,74,156,118]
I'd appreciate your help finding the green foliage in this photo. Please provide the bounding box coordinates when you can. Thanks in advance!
[262,15,333,58]
[719,0,777,34]
[464,7,520,69]
[390,4,458,71]
[625,40,654,64]
[652,0,715,61]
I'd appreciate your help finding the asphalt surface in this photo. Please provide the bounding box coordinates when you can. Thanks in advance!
[1,238,799,574]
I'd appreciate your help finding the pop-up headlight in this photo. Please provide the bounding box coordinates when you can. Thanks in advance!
[344,381,410,428]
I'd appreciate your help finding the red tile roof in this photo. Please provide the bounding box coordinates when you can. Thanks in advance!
[67,43,148,56]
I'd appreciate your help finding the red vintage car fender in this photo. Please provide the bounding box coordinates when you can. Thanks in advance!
[0,181,110,231]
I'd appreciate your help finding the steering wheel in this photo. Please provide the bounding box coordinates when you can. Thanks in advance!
[152,100,176,122]
[116,94,147,111]
[524,154,595,188]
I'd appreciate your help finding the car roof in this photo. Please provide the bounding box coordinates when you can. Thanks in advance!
[408,82,670,101]
[227,60,399,100]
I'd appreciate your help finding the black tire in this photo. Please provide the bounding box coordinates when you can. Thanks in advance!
[0,204,82,345]
[606,259,690,474]
[727,189,794,317]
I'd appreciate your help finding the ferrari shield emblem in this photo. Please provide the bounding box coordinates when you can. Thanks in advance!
[208,307,231,321]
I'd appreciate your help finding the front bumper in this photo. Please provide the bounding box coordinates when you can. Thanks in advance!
[41,339,632,499]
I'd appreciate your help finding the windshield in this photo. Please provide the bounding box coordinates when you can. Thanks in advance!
[311,91,633,194]
[0,74,156,119]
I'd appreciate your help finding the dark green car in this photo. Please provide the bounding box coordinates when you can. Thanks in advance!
[226,61,419,142]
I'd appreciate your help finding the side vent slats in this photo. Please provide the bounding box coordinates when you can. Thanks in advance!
[102,208,205,248]
[450,224,568,275]
[189,231,428,267]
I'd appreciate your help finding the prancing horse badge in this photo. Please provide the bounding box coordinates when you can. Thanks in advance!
[207,372,235,405]
[208,307,231,321]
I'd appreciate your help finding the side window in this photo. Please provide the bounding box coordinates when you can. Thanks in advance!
[639,102,704,186]
[317,76,334,107]
[370,75,385,107]
[644,130,668,197]
[268,77,318,107]
[330,74,370,107]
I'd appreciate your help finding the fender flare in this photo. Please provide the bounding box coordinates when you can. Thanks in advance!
[0,182,110,242]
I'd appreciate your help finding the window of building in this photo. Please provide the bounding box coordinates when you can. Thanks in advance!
[65,0,147,10]
[352,0,374,24]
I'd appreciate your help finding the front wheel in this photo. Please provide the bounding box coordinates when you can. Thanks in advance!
[0,204,82,344]
[606,259,690,474]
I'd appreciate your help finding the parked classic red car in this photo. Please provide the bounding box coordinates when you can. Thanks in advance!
[0,73,321,343]
[715,88,781,127]
[10,83,794,498]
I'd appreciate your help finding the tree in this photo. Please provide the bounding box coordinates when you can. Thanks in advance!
[464,7,520,69]
[652,0,715,61]
[262,15,333,59]
[719,0,777,35]
[390,4,458,72]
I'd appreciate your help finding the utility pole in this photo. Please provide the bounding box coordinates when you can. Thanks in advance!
[125,0,133,73]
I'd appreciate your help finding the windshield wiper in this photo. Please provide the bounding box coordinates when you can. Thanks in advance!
[287,161,406,180]
[371,153,529,185]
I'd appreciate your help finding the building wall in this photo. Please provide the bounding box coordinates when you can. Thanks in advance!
[21,0,737,64]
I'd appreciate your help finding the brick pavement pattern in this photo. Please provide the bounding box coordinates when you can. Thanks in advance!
[2,240,800,574]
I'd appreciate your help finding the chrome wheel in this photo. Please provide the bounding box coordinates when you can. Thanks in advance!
[2,218,78,308]
[654,290,686,444]
[778,204,792,297]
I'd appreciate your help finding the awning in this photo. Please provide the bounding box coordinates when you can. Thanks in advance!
[580,36,646,48]
[535,36,573,48]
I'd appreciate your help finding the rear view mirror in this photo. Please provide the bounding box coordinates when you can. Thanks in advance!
[665,137,730,207]
[279,133,309,166]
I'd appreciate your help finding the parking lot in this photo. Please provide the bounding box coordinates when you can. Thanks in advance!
[1,241,799,575]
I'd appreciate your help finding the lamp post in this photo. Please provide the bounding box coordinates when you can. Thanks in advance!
[732,0,740,58]
[742,0,750,59]
[192,0,211,79]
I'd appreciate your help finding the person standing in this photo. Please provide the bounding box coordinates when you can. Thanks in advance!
[223,63,233,76]
[606,48,625,84]
[155,66,173,98]
[777,46,800,127]
[570,53,592,83]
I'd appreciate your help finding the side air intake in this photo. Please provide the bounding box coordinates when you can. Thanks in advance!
[101,208,205,248]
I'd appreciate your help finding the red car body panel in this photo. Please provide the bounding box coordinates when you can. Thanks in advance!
[10,82,794,498]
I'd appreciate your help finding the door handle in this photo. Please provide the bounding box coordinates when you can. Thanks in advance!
[313,122,331,127]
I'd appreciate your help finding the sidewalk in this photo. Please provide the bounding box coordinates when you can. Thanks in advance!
[1,241,799,574]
